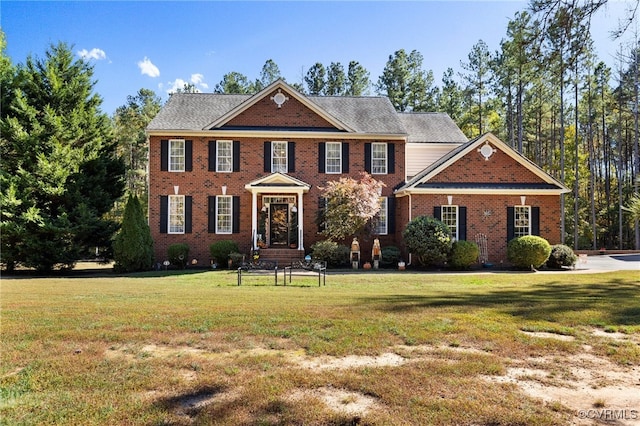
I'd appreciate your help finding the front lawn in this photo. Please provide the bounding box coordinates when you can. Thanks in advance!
[1,270,638,425]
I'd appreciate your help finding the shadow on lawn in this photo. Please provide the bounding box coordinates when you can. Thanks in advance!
[360,278,640,326]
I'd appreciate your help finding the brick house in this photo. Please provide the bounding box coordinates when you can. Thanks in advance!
[146,80,569,267]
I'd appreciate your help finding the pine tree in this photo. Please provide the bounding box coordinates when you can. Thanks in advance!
[113,195,154,272]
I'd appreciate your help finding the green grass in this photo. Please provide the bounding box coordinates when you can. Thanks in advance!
[1,270,638,425]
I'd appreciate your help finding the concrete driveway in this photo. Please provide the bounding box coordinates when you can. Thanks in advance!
[574,253,640,272]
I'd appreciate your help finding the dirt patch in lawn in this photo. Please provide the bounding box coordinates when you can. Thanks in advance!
[107,328,639,424]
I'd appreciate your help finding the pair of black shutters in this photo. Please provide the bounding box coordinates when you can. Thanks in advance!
[159,195,240,234]
[318,143,395,174]
[433,206,540,242]
[264,141,296,173]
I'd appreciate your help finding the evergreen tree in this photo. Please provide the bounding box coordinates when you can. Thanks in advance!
[437,68,464,122]
[326,62,346,95]
[305,62,326,95]
[214,71,251,94]
[113,194,154,272]
[460,40,492,137]
[346,60,370,95]
[0,42,125,271]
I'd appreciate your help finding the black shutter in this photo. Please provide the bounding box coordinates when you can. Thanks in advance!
[387,197,396,234]
[507,207,515,242]
[387,143,395,174]
[318,142,326,173]
[185,140,193,172]
[264,141,271,172]
[208,196,216,233]
[161,140,169,171]
[342,142,349,173]
[185,196,192,233]
[531,207,540,236]
[232,196,240,233]
[434,206,442,220]
[160,195,168,233]
[459,206,467,241]
[364,143,372,173]
[288,142,295,173]
[233,141,240,172]
[208,141,216,171]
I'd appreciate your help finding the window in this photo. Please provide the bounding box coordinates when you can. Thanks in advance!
[441,205,459,241]
[216,195,233,234]
[374,197,388,235]
[514,206,531,237]
[272,141,288,173]
[372,143,387,174]
[169,139,185,172]
[326,142,342,174]
[168,195,185,234]
[216,140,232,172]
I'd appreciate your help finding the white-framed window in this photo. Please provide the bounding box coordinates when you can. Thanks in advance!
[514,205,531,237]
[441,205,459,241]
[372,142,387,174]
[169,139,185,172]
[216,140,232,172]
[216,195,233,234]
[326,142,342,174]
[168,195,185,234]
[272,141,288,173]
[374,197,388,235]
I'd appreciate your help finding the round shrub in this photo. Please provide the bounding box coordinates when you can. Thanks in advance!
[380,246,402,268]
[311,240,350,268]
[210,240,240,268]
[448,240,479,270]
[402,215,452,267]
[228,252,245,269]
[507,236,551,269]
[546,244,577,269]
[168,243,190,269]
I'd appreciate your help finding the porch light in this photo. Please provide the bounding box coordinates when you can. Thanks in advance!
[291,205,297,213]
[261,205,268,212]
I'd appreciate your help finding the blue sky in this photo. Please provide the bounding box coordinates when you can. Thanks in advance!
[2,1,636,115]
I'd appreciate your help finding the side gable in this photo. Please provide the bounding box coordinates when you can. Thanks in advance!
[205,80,355,132]
[396,133,570,195]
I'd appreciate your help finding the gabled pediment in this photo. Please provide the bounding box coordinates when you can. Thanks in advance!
[204,80,356,132]
[396,133,570,195]
[244,173,311,193]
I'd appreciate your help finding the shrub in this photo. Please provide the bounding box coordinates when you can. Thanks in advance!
[311,240,350,268]
[168,243,190,269]
[507,236,551,269]
[380,246,402,268]
[113,195,154,273]
[209,240,240,268]
[546,244,577,269]
[228,252,245,269]
[448,240,479,270]
[402,215,452,267]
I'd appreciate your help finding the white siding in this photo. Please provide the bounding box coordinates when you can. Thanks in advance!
[405,143,462,179]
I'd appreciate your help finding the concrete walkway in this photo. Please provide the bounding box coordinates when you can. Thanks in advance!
[574,253,640,272]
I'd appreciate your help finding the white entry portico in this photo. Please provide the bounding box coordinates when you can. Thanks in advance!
[244,173,311,251]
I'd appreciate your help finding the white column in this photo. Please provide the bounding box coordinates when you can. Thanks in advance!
[297,191,304,251]
[251,191,258,249]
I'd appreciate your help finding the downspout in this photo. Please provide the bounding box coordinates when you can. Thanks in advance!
[407,193,412,266]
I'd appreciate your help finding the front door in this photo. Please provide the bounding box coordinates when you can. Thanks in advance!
[269,204,289,246]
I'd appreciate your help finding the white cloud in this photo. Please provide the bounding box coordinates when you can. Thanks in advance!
[165,74,209,94]
[78,48,106,61]
[190,73,209,89]
[166,78,188,94]
[137,57,160,78]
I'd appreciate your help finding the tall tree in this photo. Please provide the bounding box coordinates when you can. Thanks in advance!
[460,40,492,137]
[113,194,154,272]
[258,59,281,88]
[326,62,347,95]
[113,88,161,201]
[0,42,125,271]
[346,60,370,95]
[305,62,326,95]
[214,71,251,94]
[438,68,465,122]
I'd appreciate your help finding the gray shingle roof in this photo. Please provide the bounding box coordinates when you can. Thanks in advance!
[308,96,406,134]
[397,112,468,143]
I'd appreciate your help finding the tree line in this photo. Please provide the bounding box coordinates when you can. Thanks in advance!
[1,0,638,271]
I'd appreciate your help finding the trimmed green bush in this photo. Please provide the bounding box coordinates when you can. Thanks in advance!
[228,252,245,269]
[113,194,154,273]
[168,243,190,269]
[507,236,551,269]
[380,246,402,268]
[402,215,452,267]
[448,240,479,270]
[209,240,240,268]
[311,240,350,268]
[546,244,578,269]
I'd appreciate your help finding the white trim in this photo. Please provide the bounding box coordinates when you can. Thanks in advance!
[371,142,388,175]
[325,141,342,174]
[215,195,233,234]
[395,187,569,197]
[216,139,233,173]
[271,140,288,174]
[148,129,407,141]
[168,194,185,234]
[168,139,185,172]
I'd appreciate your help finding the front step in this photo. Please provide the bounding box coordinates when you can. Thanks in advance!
[258,248,304,267]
